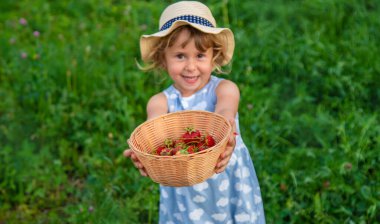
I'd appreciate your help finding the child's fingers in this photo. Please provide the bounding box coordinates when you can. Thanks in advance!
[215,157,230,173]
[124,149,139,166]
[222,140,235,160]
[216,147,233,173]
[130,153,143,168]
[139,168,148,177]
[229,118,236,135]
[124,148,148,176]
[215,118,237,173]
[123,149,132,157]
[228,118,237,146]
[124,148,144,166]
[133,160,148,176]
[227,134,236,148]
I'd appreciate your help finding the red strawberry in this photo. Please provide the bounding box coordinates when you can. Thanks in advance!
[160,147,172,156]
[182,127,201,144]
[171,144,182,155]
[196,141,207,151]
[187,145,196,154]
[198,145,207,152]
[155,145,166,155]
[197,140,205,147]
[205,134,216,147]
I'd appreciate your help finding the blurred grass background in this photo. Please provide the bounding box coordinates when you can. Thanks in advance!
[0,0,379,223]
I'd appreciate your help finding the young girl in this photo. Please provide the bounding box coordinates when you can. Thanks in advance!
[124,1,266,223]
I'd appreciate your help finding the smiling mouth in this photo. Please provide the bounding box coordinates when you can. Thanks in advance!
[182,75,199,84]
[182,75,199,80]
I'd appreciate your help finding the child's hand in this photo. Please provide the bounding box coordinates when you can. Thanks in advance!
[123,148,149,177]
[215,119,236,173]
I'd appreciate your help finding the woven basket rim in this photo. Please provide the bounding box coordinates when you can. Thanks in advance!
[128,110,232,158]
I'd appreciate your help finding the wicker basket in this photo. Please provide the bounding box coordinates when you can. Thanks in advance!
[128,110,232,187]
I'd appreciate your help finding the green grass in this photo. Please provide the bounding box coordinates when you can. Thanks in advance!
[1,0,379,223]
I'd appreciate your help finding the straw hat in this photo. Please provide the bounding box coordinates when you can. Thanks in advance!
[140,1,235,66]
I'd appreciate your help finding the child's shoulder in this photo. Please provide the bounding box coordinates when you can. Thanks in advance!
[147,92,167,108]
[147,92,168,119]
[216,78,240,95]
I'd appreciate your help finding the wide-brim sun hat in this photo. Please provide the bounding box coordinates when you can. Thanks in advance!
[140,1,235,66]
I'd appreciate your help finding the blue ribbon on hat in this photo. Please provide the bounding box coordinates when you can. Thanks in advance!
[160,15,214,31]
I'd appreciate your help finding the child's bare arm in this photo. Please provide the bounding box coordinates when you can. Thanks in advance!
[124,92,168,177]
[214,79,240,173]
[215,79,240,120]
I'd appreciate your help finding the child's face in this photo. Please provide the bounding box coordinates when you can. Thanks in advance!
[164,29,213,97]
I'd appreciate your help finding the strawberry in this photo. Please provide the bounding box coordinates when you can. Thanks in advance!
[205,134,216,147]
[155,145,166,155]
[171,144,181,155]
[182,127,201,144]
[153,128,216,156]
[196,141,207,151]
[186,145,196,154]
[197,145,207,151]
[160,147,172,156]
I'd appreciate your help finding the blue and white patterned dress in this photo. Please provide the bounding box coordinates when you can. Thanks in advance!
[160,75,266,224]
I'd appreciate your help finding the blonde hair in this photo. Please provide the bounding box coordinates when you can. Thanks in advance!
[139,25,229,74]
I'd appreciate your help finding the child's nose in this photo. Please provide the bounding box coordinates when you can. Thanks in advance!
[185,58,196,71]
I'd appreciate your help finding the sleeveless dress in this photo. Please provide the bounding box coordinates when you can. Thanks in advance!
[160,75,266,224]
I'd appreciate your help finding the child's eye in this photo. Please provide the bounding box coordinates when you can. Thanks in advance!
[197,53,205,58]
[176,54,185,59]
